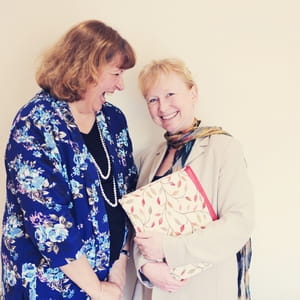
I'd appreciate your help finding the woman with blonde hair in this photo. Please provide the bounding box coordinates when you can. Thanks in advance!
[132,58,254,300]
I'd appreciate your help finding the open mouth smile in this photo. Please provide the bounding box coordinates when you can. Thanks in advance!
[161,111,178,120]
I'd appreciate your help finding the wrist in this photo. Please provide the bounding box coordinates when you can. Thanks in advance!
[141,262,153,274]
[89,281,103,300]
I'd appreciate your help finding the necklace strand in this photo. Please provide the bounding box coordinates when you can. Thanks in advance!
[90,121,118,207]
[96,162,118,208]
[95,122,111,180]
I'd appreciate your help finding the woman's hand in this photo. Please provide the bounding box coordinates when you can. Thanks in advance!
[91,281,122,300]
[141,262,187,292]
[108,253,128,291]
[135,232,165,261]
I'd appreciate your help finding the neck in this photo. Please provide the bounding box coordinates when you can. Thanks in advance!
[156,147,176,177]
[69,102,96,134]
[164,119,200,149]
[69,100,95,114]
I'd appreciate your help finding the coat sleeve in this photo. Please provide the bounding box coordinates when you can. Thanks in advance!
[163,137,254,268]
[132,240,155,288]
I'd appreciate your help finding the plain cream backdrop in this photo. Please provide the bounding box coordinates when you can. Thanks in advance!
[1,0,299,299]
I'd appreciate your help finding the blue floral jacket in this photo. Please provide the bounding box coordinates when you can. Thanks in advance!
[1,90,137,299]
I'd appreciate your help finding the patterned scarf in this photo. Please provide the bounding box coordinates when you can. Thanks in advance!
[164,118,229,150]
[164,119,252,300]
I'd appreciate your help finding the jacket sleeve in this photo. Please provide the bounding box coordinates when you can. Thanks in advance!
[163,137,254,268]
[133,241,154,288]
[6,112,84,268]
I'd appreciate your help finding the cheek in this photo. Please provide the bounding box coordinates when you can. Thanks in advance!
[148,106,159,120]
[183,101,196,114]
[101,77,114,88]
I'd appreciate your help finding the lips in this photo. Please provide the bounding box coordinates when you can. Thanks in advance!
[161,111,178,120]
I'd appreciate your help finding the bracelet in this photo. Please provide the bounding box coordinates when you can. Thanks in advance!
[120,249,130,258]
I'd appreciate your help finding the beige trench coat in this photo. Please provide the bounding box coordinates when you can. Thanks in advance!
[132,134,254,300]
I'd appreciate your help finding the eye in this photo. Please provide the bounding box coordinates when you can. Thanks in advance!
[166,92,175,97]
[147,97,159,104]
[113,69,124,76]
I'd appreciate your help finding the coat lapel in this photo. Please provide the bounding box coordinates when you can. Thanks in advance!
[147,144,167,182]
[172,137,209,170]
[137,143,167,187]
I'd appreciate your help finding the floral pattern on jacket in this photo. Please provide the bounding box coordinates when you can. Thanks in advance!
[1,90,137,299]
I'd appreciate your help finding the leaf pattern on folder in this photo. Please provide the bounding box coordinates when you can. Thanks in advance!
[119,166,216,280]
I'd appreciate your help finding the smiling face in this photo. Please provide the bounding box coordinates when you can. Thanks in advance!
[145,71,198,134]
[82,54,125,113]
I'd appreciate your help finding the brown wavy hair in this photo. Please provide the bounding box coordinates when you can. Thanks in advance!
[36,20,136,102]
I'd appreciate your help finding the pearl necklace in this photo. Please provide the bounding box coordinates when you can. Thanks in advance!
[90,122,118,208]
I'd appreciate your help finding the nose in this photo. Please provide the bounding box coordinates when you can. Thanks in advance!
[158,98,169,112]
[116,75,124,91]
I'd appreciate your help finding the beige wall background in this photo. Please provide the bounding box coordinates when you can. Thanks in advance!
[1,0,299,299]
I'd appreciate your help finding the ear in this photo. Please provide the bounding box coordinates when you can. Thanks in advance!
[190,85,198,102]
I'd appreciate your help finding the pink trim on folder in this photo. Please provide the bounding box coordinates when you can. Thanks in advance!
[184,166,218,221]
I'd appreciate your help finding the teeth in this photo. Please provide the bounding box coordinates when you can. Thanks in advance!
[161,112,177,120]
[104,92,113,100]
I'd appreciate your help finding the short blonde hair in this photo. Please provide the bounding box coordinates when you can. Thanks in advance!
[138,58,196,98]
[36,20,135,102]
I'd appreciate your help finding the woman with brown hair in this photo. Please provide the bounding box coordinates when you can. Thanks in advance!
[1,20,137,300]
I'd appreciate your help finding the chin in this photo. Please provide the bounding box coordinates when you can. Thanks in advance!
[164,127,176,134]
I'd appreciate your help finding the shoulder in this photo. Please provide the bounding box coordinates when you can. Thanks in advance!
[197,124,243,152]
[204,133,247,169]
[102,102,126,119]
[15,90,63,119]
[209,132,236,148]
[11,90,60,129]
[209,133,244,153]
[194,125,246,163]
[100,102,129,132]
[15,90,49,113]
[9,91,74,147]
